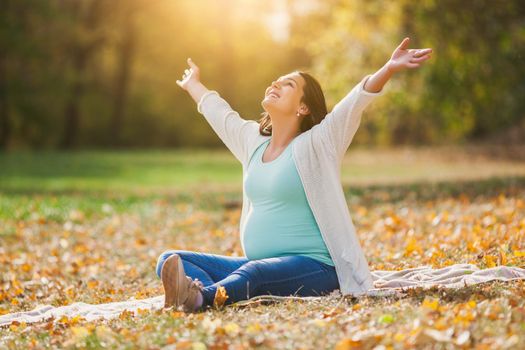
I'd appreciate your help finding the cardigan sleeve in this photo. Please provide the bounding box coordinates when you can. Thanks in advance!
[315,75,385,161]
[197,90,259,164]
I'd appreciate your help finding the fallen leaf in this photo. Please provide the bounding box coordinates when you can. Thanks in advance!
[213,285,229,309]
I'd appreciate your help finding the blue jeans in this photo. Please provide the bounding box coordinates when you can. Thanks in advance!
[156,250,340,311]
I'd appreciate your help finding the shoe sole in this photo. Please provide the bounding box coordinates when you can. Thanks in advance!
[161,254,185,308]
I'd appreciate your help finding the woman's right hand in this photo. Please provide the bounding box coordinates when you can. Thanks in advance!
[176,58,201,91]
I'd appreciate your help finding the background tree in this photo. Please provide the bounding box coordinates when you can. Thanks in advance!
[0,0,523,150]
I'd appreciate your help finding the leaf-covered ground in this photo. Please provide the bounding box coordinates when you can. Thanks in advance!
[1,147,524,349]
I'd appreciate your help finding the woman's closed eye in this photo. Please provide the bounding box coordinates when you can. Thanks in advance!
[270,80,293,89]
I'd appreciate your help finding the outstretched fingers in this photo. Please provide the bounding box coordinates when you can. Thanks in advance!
[176,58,200,88]
[398,37,410,50]
[410,54,431,63]
[412,48,433,58]
[187,57,199,72]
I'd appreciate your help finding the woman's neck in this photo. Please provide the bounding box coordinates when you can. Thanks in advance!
[268,118,301,149]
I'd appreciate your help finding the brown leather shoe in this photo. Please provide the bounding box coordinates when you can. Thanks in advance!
[161,254,204,312]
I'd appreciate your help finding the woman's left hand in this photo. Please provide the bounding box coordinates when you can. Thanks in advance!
[387,37,432,73]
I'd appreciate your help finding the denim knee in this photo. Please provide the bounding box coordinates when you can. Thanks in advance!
[232,260,261,280]
[156,250,185,278]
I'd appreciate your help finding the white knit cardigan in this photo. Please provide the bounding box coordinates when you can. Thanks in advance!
[197,74,385,296]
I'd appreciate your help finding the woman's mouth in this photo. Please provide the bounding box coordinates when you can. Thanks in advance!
[266,90,280,99]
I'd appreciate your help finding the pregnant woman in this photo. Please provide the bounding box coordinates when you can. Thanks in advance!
[156,37,432,313]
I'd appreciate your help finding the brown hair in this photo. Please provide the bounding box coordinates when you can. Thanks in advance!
[258,71,328,136]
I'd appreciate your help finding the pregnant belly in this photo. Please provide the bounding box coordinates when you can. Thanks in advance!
[243,210,324,260]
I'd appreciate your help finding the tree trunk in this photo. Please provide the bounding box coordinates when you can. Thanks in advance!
[109,10,136,147]
[60,0,105,149]
[0,0,11,151]
[0,54,9,151]
[60,50,87,149]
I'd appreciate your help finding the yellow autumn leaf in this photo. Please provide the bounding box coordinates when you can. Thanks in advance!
[484,255,497,268]
[405,237,422,255]
[246,322,262,333]
[393,333,406,342]
[71,326,90,339]
[224,322,240,336]
[137,308,149,316]
[213,285,229,309]
[466,300,476,308]
[433,318,448,330]
[9,321,26,331]
[335,338,362,349]
[422,297,440,311]
[170,310,186,318]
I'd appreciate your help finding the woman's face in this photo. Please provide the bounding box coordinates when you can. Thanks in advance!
[261,72,306,116]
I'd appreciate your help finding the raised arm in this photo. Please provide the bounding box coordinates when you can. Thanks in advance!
[314,37,432,162]
[176,58,209,103]
[177,58,259,164]
[365,37,432,92]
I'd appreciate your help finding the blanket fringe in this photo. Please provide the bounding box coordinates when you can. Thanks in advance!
[1,264,524,326]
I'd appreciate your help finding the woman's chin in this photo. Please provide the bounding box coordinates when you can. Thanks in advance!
[262,95,282,104]
[261,98,274,109]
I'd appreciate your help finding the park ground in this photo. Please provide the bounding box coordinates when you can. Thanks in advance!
[0,144,524,349]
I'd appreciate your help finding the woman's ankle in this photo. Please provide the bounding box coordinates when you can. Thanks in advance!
[194,291,203,310]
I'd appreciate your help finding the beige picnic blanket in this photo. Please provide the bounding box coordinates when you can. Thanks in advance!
[1,263,524,327]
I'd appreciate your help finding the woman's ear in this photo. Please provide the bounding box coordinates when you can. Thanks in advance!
[300,104,310,116]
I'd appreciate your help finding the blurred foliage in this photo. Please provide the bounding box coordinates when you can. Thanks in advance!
[292,0,525,145]
[0,0,524,150]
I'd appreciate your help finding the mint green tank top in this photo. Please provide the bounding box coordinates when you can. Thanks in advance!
[243,137,334,266]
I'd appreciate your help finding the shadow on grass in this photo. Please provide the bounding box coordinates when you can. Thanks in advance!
[343,175,525,205]
[2,175,524,210]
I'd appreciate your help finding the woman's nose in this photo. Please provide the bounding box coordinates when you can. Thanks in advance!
[271,81,280,89]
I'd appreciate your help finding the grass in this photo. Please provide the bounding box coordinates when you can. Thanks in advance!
[0,145,524,349]
[0,149,242,193]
